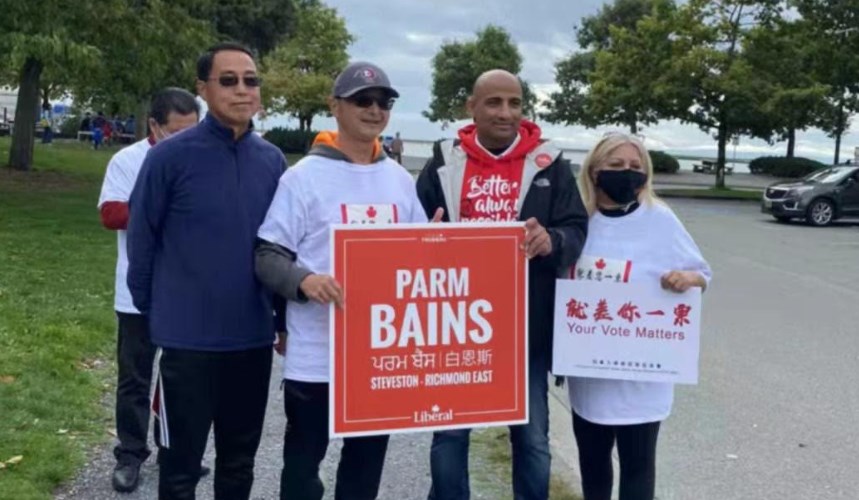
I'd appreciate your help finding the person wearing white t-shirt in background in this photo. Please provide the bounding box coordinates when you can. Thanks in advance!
[255,62,441,500]
[565,133,712,500]
[97,88,200,493]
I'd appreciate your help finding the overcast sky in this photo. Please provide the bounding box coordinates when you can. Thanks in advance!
[265,0,857,162]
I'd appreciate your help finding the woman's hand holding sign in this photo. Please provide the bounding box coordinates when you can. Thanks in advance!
[300,274,344,308]
[660,270,707,293]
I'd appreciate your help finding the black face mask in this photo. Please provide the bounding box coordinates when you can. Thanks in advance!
[596,170,647,205]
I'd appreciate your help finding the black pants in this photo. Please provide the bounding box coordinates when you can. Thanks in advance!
[156,346,272,500]
[280,379,389,500]
[572,412,661,500]
[115,312,156,464]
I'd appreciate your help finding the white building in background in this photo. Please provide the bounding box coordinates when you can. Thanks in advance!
[0,87,16,124]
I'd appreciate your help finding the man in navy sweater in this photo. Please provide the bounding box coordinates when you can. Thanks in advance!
[127,42,286,500]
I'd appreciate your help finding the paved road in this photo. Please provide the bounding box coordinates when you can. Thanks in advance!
[653,199,859,500]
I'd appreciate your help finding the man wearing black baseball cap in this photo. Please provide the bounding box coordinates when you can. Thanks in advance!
[255,61,438,500]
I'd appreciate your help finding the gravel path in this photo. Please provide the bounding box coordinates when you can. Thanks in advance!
[57,361,441,500]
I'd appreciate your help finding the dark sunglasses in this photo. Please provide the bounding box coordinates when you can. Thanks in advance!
[344,94,396,111]
[210,74,262,88]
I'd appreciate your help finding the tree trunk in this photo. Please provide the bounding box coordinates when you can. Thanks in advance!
[786,128,795,158]
[833,101,845,165]
[41,86,51,111]
[834,131,842,165]
[715,121,728,189]
[8,57,43,171]
[629,121,638,135]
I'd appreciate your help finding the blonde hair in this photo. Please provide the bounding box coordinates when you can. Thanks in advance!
[577,133,663,215]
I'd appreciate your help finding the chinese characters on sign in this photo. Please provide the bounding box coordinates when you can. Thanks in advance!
[331,223,528,437]
[553,279,703,384]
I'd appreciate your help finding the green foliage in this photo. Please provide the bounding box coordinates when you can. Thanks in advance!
[189,0,296,57]
[0,0,110,169]
[793,0,859,163]
[261,0,352,131]
[649,150,680,173]
[742,19,830,155]
[424,25,533,124]
[543,0,676,134]
[264,126,318,154]
[576,0,658,49]
[748,156,827,177]
[72,1,214,116]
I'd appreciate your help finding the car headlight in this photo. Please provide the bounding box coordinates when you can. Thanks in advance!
[787,186,813,198]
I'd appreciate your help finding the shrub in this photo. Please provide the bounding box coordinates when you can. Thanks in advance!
[263,127,318,154]
[748,156,827,178]
[649,150,680,174]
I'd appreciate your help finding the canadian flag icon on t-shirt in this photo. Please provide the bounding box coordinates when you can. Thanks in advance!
[341,203,398,224]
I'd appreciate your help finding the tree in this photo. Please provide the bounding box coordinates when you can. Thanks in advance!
[424,25,535,125]
[190,0,297,57]
[542,52,596,127]
[0,0,104,170]
[72,1,213,139]
[743,19,829,157]
[261,0,352,132]
[664,0,780,188]
[543,0,675,134]
[793,0,859,164]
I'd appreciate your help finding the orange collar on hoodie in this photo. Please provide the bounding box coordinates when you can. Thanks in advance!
[311,130,384,163]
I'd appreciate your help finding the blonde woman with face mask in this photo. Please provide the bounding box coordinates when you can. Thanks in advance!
[566,134,711,500]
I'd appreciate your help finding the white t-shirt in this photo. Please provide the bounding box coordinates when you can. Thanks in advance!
[257,154,429,382]
[566,202,712,425]
[97,138,152,314]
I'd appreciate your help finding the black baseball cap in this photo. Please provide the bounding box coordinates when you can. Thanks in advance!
[333,62,399,98]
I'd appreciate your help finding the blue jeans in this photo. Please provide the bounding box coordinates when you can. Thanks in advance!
[428,352,551,500]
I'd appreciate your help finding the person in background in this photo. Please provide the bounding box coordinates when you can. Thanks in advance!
[391,131,404,164]
[97,87,203,493]
[566,132,711,500]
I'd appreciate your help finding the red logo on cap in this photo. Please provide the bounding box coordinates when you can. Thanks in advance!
[361,68,376,80]
[535,153,553,169]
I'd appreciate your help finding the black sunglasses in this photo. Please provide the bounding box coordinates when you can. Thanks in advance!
[343,94,396,111]
[210,74,262,88]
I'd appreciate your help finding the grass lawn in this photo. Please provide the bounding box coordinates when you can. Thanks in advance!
[656,187,763,201]
[0,138,119,498]
[0,139,301,498]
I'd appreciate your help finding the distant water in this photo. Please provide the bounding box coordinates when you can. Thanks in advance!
[400,140,752,173]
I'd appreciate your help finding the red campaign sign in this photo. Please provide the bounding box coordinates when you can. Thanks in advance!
[330,223,528,437]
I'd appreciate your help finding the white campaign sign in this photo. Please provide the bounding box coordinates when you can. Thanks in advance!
[552,279,702,384]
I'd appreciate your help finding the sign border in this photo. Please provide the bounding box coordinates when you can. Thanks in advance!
[329,222,529,437]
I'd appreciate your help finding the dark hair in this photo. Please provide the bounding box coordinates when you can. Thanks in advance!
[196,42,255,81]
[149,87,200,125]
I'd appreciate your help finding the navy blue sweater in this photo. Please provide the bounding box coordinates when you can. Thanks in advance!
[127,114,286,351]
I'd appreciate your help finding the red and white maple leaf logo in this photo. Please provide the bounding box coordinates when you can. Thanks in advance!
[595,258,606,270]
[366,206,377,218]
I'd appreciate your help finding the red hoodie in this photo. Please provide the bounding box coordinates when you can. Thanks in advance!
[457,120,543,222]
